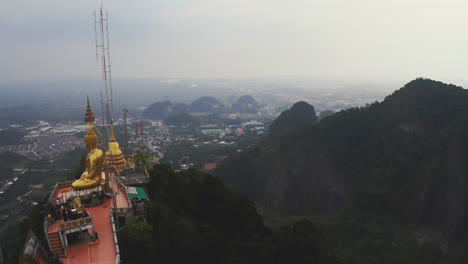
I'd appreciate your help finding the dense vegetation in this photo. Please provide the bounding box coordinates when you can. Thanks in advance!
[0,150,82,201]
[119,164,337,264]
[4,196,50,263]
[0,150,84,263]
[318,110,335,121]
[215,79,468,263]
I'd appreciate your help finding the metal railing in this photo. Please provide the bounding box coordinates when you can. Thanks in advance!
[57,213,93,234]
[110,211,121,264]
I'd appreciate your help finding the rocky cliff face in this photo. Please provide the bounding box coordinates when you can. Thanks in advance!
[419,137,467,241]
[260,140,346,215]
[218,101,347,215]
[260,101,344,214]
[216,79,468,248]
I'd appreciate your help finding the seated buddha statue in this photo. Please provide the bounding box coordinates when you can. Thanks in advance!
[72,125,104,190]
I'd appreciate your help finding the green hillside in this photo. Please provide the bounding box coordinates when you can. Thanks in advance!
[215,78,468,263]
[119,164,338,264]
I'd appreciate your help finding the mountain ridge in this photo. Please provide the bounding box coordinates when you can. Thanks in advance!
[215,78,468,263]
[142,95,261,120]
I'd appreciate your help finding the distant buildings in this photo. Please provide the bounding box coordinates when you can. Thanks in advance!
[0,121,86,160]
[241,121,264,135]
[241,120,264,130]
[199,125,229,139]
[198,121,264,138]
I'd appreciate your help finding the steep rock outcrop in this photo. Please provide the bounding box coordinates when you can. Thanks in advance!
[190,96,226,113]
[216,79,468,242]
[142,101,173,120]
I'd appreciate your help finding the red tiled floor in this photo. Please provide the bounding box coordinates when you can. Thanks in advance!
[47,172,131,264]
[62,199,116,264]
[113,180,130,208]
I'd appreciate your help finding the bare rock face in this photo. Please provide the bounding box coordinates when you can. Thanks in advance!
[419,137,467,241]
[259,101,347,214]
[260,140,346,215]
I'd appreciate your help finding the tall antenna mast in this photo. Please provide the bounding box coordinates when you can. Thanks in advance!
[100,92,105,129]
[94,1,113,130]
[94,1,116,208]
[106,10,114,113]
[123,108,129,155]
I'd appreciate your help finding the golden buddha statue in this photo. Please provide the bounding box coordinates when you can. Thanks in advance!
[72,97,104,190]
[72,125,104,190]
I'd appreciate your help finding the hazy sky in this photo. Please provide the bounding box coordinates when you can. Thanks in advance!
[1,0,467,84]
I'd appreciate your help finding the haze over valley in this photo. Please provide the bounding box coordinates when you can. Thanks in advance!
[1,1,468,264]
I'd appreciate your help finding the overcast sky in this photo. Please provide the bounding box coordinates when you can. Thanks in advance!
[1,0,467,84]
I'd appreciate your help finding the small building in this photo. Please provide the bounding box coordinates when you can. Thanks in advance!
[241,121,264,130]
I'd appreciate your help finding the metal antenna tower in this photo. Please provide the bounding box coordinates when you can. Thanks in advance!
[94,1,113,130]
[100,92,105,129]
[123,108,129,155]
[94,1,117,210]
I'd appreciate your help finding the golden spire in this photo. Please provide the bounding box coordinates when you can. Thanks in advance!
[83,98,98,148]
[105,120,126,171]
[84,95,96,124]
[110,120,116,142]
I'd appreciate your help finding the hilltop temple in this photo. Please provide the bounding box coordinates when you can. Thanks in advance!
[41,99,145,264]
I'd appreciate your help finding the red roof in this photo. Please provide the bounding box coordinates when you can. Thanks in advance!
[201,163,217,171]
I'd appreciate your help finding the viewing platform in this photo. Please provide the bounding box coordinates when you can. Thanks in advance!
[45,171,132,264]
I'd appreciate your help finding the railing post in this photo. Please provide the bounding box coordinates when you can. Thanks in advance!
[43,218,53,255]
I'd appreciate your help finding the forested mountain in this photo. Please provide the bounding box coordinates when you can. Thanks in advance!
[269,101,317,141]
[215,78,468,263]
[143,95,249,120]
[173,102,189,113]
[190,96,226,113]
[142,101,173,119]
[318,110,335,121]
[119,164,337,264]
[162,112,198,126]
[231,95,260,113]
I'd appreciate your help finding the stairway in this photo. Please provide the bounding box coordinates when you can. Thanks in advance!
[48,232,65,258]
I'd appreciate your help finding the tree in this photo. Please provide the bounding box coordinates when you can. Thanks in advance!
[18,254,39,264]
[129,152,152,167]
[118,216,154,264]
[272,220,336,264]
